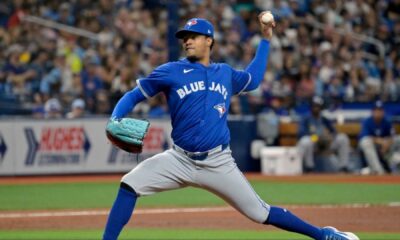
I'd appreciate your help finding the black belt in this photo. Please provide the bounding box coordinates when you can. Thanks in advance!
[173,144,229,161]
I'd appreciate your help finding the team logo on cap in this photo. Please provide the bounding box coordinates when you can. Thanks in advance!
[187,19,197,26]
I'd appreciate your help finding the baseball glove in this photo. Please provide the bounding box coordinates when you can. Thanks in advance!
[106,118,150,153]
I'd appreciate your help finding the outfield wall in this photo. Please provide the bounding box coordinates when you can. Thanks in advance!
[0,118,173,175]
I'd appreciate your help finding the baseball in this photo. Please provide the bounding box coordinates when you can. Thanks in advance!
[261,12,274,25]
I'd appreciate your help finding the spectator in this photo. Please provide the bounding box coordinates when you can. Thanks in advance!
[0,0,399,117]
[81,57,104,113]
[297,96,351,172]
[39,51,71,96]
[56,3,75,26]
[31,92,45,119]
[1,44,36,95]
[28,50,50,94]
[94,89,110,115]
[359,101,400,174]
[264,95,291,117]
[44,97,62,119]
[147,94,168,118]
[111,65,136,94]
[229,95,242,115]
[66,98,86,119]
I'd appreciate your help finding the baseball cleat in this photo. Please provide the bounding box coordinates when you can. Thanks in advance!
[321,226,359,240]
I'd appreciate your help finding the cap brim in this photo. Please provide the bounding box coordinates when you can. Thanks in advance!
[175,30,191,39]
[175,30,211,39]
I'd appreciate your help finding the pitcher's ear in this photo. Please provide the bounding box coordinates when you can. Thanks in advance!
[208,37,214,50]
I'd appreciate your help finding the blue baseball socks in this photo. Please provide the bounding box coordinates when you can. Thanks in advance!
[264,206,323,239]
[103,189,322,240]
[103,182,137,240]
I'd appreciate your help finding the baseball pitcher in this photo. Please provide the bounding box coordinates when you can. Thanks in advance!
[103,12,359,240]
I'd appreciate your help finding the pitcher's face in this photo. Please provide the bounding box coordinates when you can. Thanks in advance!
[182,33,212,61]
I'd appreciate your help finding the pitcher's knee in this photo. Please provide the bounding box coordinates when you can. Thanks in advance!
[120,182,137,196]
[243,204,271,224]
[121,171,133,183]
[121,171,143,196]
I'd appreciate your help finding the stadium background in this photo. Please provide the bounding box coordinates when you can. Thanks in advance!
[0,0,400,239]
[1,0,400,117]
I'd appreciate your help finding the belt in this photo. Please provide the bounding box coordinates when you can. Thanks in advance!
[173,144,229,161]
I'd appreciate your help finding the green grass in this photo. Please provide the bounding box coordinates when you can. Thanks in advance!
[0,181,400,210]
[0,182,118,210]
[1,181,399,239]
[251,181,400,205]
[0,229,399,240]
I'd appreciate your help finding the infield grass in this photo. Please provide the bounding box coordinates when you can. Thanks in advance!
[0,229,399,240]
[0,181,399,210]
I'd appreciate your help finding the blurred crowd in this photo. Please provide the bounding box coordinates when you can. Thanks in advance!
[0,0,399,118]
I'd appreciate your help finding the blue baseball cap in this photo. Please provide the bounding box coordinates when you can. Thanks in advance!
[175,18,214,39]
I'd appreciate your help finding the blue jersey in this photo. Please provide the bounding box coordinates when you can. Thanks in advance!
[112,40,270,152]
[137,59,252,152]
[359,116,395,139]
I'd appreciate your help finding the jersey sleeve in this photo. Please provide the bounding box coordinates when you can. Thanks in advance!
[231,68,252,95]
[136,63,171,98]
[231,40,270,95]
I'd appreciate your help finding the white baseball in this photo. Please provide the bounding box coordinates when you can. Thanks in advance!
[261,12,274,25]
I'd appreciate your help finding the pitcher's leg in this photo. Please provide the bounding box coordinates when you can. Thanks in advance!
[103,183,137,240]
[196,157,322,239]
[196,158,269,223]
[122,150,193,196]
[103,150,193,240]
[265,206,322,239]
